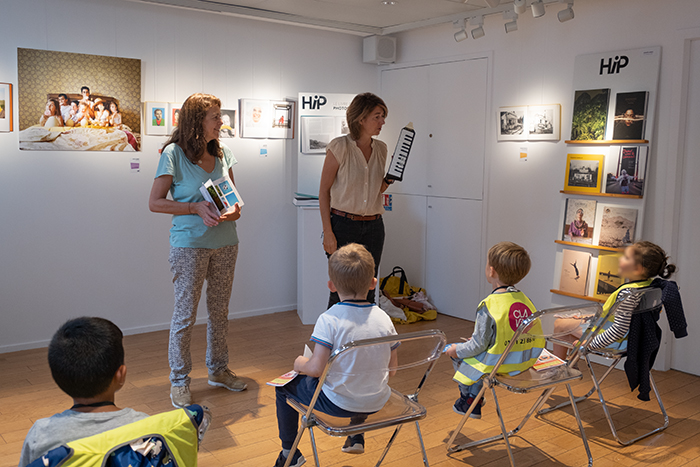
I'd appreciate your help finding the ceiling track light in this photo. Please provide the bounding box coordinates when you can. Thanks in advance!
[531,0,545,18]
[513,0,527,15]
[470,16,485,39]
[503,9,518,33]
[558,2,574,22]
[453,18,468,42]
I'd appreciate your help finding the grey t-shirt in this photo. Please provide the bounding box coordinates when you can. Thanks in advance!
[19,408,149,466]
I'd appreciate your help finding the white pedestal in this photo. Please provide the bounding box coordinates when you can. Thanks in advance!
[297,205,329,325]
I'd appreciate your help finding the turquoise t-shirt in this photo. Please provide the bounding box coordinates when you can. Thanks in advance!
[155,142,239,249]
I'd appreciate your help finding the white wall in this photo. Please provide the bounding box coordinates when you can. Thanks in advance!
[389,0,700,319]
[0,0,378,352]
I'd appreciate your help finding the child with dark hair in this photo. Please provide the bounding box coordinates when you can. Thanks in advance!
[18,317,148,467]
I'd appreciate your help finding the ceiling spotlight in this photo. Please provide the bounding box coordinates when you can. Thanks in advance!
[454,29,468,42]
[504,19,518,33]
[470,16,485,39]
[558,3,574,22]
[484,0,500,7]
[513,0,527,15]
[531,0,545,18]
[503,10,518,33]
[453,19,468,42]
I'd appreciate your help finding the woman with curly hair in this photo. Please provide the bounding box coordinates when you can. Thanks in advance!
[149,93,246,408]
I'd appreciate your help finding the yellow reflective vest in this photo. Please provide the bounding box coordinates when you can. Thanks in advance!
[454,290,545,386]
[598,279,653,341]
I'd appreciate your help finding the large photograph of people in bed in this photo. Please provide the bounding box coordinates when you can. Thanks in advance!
[17,48,141,151]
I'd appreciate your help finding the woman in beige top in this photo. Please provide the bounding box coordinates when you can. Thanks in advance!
[319,93,394,308]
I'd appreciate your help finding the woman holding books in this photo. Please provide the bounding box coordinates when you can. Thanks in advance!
[319,92,394,307]
[149,93,246,409]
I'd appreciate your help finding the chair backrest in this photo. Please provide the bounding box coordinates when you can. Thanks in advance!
[304,330,446,419]
[486,303,605,375]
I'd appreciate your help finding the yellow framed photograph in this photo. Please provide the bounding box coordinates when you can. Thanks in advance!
[564,153,605,193]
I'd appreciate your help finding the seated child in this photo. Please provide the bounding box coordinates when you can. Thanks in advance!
[19,317,148,467]
[553,241,677,359]
[445,242,543,419]
[77,102,91,127]
[274,243,399,467]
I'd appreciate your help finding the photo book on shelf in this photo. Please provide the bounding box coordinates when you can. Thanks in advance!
[564,153,605,193]
[594,251,624,300]
[199,174,244,216]
[559,249,591,296]
[612,91,649,140]
[604,146,648,196]
[597,205,637,248]
[562,198,597,244]
[570,88,610,141]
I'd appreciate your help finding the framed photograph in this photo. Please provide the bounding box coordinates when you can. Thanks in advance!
[527,104,560,141]
[301,116,335,154]
[497,106,527,141]
[219,108,236,138]
[0,83,13,132]
[269,100,295,139]
[145,102,168,136]
[17,48,141,151]
[240,99,270,138]
[564,153,605,193]
[169,103,181,134]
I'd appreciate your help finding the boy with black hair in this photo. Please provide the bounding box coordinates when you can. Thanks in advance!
[18,317,148,467]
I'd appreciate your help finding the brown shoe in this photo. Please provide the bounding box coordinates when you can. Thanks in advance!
[170,385,192,408]
[208,368,247,392]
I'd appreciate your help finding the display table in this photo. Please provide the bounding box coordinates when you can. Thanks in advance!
[296,203,328,325]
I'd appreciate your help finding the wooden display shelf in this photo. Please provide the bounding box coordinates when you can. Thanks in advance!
[550,289,606,303]
[554,240,624,252]
[560,190,643,199]
[565,139,649,145]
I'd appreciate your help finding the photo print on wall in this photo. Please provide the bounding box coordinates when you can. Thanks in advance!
[219,109,236,138]
[562,198,597,245]
[564,153,605,193]
[0,83,12,132]
[269,100,296,139]
[570,88,610,141]
[497,106,527,141]
[597,205,638,248]
[169,103,181,132]
[612,91,648,140]
[17,48,141,151]
[527,104,561,141]
[144,102,168,136]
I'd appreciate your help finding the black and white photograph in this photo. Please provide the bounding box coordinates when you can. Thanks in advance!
[497,106,527,141]
[301,116,335,154]
[527,104,560,141]
[219,109,236,138]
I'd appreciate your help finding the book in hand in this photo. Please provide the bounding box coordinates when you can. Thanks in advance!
[266,345,313,387]
[199,174,244,216]
[533,349,566,371]
[386,122,415,182]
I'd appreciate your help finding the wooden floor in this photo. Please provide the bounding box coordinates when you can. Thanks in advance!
[2,311,700,467]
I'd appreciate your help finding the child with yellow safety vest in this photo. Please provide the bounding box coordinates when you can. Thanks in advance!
[445,242,545,419]
[552,241,677,359]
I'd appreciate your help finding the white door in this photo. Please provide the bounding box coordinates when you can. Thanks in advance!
[427,59,488,200]
[672,39,700,376]
[379,193,427,287]
[425,197,483,321]
[380,65,430,197]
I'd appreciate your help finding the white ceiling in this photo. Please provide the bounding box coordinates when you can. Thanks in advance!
[131,0,555,35]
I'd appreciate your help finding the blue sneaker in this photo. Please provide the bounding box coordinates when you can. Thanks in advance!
[453,396,485,419]
[274,450,306,467]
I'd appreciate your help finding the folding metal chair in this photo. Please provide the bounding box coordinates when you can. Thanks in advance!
[283,329,446,467]
[538,287,669,445]
[447,304,607,467]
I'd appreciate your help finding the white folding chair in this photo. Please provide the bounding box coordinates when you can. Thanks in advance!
[447,304,607,467]
[538,287,669,445]
[283,329,446,467]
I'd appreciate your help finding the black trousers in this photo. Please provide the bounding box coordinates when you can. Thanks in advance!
[327,213,385,308]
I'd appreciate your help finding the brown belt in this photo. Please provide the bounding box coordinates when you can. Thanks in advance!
[331,208,382,221]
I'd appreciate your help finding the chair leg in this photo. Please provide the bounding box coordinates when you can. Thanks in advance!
[566,383,593,467]
[446,383,490,452]
[415,421,430,467]
[374,425,403,467]
[308,427,321,466]
[491,386,517,467]
[283,423,308,467]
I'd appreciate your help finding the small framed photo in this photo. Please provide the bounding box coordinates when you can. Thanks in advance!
[145,102,168,136]
[497,106,527,141]
[240,99,270,138]
[169,103,181,134]
[269,100,295,139]
[527,104,560,141]
[219,108,236,138]
[0,83,13,132]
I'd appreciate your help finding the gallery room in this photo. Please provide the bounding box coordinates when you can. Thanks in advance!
[1,0,699,465]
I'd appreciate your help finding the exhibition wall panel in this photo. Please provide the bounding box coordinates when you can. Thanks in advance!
[0,0,377,352]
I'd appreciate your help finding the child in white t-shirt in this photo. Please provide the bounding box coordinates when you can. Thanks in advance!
[274,243,398,467]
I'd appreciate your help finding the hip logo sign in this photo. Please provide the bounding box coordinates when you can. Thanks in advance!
[509,302,533,332]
